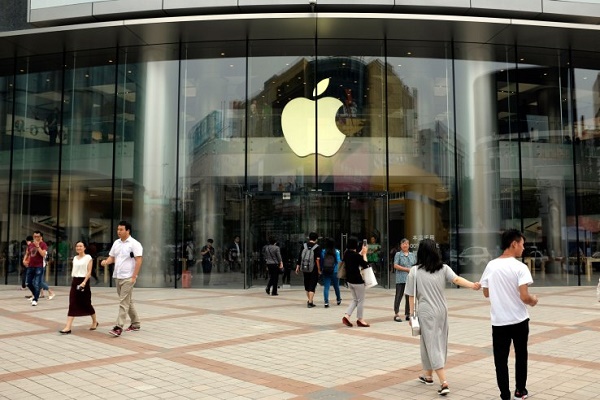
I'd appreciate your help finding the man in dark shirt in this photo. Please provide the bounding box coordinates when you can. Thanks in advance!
[200,239,215,286]
[295,232,321,308]
[24,231,47,306]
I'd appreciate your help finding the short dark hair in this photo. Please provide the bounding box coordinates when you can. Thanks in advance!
[118,220,132,232]
[268,236,277,245]
[207,238,214,243]
[308,232,318,241]
[501,229,525,250]
[400,238,409,245]
[26,235,33,241]
[33,230,42,236]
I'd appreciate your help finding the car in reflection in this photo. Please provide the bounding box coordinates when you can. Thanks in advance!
[458,247,492,270]
[524,247,548,270]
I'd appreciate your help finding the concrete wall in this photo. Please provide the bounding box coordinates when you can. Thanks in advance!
[0,0,31,31]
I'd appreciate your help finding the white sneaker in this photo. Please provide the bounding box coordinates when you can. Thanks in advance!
[48,294,55,300]
[31,300,37,306]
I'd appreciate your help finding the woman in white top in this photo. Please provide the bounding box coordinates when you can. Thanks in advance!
[59,242,98,334]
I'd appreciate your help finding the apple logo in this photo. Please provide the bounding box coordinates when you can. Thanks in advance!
[281,78,346,157]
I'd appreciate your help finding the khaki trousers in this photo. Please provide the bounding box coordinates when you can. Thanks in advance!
[115,278,140,328]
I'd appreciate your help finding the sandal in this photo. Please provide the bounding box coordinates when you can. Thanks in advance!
[438,382,450,396]
[394,316,403,322]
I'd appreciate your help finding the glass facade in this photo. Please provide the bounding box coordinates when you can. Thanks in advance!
[1,38,599,288]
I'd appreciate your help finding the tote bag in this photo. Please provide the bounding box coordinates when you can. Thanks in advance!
[410,268,421,336]
[360,266,378,288]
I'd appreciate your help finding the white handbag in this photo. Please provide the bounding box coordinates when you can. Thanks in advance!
[410,268,421,336]
[360,266,378,288]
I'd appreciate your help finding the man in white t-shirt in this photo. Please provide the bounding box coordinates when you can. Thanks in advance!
[101,220,143,337]
[480,229,538,400]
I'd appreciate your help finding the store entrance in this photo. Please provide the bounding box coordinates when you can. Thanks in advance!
[244,191,389,289]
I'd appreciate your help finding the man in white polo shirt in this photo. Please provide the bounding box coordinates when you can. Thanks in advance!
[101,220,143,337]
[480,229,538,400]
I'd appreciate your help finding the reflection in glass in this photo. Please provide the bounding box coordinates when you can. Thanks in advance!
[58,50,117,286]
[8,55,63,286]
[179,42,246,287]
[387,42,454,273]
[114,46,178,286]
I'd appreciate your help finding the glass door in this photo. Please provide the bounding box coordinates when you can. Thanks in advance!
[244,191,389,288]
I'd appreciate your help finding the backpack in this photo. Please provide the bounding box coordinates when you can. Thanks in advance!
[322,252,335,275]
[300,243,318,273]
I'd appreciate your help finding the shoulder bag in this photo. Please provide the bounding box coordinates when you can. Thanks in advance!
[410,268,421,336]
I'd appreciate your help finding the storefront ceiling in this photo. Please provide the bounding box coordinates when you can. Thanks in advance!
[3,13,600,59]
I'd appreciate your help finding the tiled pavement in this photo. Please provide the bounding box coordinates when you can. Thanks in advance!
[0,284,599,399]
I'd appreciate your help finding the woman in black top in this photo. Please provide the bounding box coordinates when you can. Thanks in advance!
[342,237,371,327]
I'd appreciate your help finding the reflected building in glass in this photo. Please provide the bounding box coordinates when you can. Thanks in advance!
[1,1,600,289]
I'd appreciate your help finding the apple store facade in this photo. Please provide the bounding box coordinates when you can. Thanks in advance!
[1,1,600,289]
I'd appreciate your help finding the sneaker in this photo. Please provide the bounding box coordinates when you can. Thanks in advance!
[418,376,434,385]
[514,388,528,399]
[307,302,316,308]
[125,325,140,332]
[109,326,122,337]
[438,383,450,396]
[31,300,37,306]
[337,299,342,305]
[324,303,329,308]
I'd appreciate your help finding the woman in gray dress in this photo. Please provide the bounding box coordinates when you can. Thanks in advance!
[405,239,481,396]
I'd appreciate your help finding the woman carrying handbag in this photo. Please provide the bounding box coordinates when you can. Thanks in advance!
[341,237,371,327]
[405,239,481,396]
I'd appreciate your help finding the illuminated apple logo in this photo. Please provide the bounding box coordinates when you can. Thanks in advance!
[281,78,346,157]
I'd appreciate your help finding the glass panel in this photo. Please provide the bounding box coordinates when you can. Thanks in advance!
[515,47,576,284]
[179,42,246,288]
[387,41,456,276]
[246,192,388,289]
[1,60,14,284]
[58,49,117,286]
[572,50,600,285]
[453,44,513,279]
[8,55,63,289]
[115,45,179,287]
[247,40,316,191]
[315,40,386,193]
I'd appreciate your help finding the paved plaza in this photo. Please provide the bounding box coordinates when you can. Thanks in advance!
[0,284,599,399]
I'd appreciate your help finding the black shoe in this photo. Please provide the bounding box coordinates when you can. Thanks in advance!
[514,388,529,399]
[307,302,316,308]
[59,330,71,335]
[324,303,329,308]
[272,293,278,296]
[265,288,270,295]
[337,299,342,305]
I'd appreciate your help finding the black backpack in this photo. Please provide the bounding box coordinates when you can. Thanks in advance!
[300,243,318,273]
[322,252,335,275]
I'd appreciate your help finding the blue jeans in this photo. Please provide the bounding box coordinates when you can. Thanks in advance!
[26,267,44,301]
[322,273,341,304]
[40,267,50,291]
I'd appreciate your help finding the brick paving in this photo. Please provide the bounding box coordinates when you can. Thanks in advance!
[0,284,599,399]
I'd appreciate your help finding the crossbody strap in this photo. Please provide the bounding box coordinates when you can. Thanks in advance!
[413,267,418,315]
